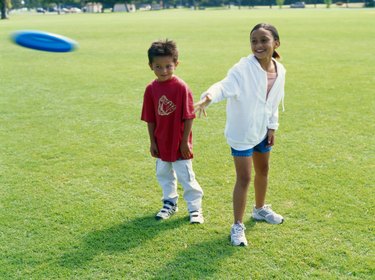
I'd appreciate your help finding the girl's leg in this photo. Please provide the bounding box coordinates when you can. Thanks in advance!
[252,151,284,224]
[252,151,270,208]
[233,156,252,223]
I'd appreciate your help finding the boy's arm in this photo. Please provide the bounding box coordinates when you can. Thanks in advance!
[180,119,193,159]
[147,122,159,158]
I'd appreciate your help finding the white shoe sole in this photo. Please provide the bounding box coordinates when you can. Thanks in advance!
[231,239,248,247]
[190,218,204,224]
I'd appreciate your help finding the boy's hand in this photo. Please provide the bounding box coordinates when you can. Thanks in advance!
[267,129,275,147]
[180,141,192,159]
[150,142,159,158]
[194,94,212,118]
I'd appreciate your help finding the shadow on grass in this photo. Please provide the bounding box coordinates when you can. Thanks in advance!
[60,214,258,276]
[59,214,186,268]
[149,236,238,279]
[245,218,257,229]
[149,219,257,279]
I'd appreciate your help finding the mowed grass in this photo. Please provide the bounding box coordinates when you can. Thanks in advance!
[0,8,374,279]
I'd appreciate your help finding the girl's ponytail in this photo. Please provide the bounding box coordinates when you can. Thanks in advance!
[273,50,281,60]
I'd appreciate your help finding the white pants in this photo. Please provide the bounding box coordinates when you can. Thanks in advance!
[156,158,203,212]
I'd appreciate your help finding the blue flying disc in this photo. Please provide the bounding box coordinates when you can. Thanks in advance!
[11,30,78,53]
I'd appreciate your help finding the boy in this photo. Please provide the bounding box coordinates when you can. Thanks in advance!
[141,39,204,224]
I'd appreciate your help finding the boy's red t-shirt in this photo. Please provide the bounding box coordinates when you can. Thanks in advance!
[141,76,196,162]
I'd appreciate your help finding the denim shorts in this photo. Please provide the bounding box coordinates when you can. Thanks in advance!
[231,137,271,157]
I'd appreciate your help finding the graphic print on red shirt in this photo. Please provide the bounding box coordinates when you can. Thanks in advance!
[141,76,196,162]
[158,95,176,116]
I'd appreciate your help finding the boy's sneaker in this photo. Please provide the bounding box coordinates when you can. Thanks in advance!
[230,222,248,246]
[189,209,204,224]
[252,205,284,224]
[155,201,178,220]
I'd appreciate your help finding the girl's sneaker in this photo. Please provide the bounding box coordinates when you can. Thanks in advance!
[252,205,284,224]
[189,209,204,224]
[155,201,178,220]
[230,222,248,246]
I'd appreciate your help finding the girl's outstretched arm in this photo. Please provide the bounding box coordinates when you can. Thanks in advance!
[194,94,212,118]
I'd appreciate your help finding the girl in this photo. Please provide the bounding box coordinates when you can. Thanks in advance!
[195,23,286,246]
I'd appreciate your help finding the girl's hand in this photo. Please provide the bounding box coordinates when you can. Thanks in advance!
[267,129,275,147]
[194,94,212,118]
[150,142,159,158]
[180,141,192,159]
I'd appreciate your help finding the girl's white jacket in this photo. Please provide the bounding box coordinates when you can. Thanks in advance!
[202,54,286,151]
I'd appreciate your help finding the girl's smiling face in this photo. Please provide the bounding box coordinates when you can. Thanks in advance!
[250,28,280,61]
[149,56,178,82]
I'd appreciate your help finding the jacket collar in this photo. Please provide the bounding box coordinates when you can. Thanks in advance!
[247,54,279,74]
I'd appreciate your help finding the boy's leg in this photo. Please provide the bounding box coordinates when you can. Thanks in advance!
[156,159,178,205]
[173,159,203,212]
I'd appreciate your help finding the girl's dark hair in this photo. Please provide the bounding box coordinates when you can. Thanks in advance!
[148,39,178,64]
[250,23,281,59]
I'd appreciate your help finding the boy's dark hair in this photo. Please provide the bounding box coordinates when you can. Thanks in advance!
[250,23,281,59]
[148,39,178,64]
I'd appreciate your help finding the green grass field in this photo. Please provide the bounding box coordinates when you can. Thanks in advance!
[1,8,374,279]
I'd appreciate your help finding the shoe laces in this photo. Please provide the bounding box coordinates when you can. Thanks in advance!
[257,204,274,214]
[233,222,246,235]
[161,202,176,214]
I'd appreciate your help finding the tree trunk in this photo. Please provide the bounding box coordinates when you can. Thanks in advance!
[1,0,7,19]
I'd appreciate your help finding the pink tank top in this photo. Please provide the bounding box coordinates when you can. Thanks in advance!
[266,71,277,100]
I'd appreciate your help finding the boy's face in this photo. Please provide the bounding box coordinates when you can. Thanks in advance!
[149,56,178,82]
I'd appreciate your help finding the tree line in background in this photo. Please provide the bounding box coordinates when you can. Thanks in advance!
[1,0,373,19]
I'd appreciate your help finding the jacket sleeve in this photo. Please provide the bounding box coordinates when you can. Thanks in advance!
[268,69,286,130]
[201,66,242,103]
[268,105,279,130]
